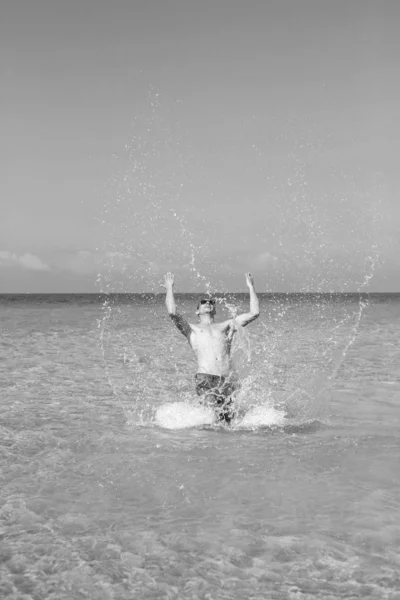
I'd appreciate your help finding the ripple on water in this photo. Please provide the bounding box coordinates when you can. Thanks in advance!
[1,297,400,598]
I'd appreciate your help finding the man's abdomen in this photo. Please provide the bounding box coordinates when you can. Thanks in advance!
[195,353,232,377]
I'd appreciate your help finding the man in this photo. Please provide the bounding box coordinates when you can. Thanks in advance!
[162,272,260,424]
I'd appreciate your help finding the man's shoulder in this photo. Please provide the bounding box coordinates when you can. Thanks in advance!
[213,319,235,331]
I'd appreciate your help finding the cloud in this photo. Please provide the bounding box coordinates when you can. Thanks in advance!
[253,252,278,267]
[53,250,97,274]
[51,250,134,274]
[0,251,50,271]
[51,250,178,276]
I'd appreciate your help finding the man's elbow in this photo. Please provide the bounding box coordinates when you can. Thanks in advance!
[248,311,259,323]
[165,302,176,315]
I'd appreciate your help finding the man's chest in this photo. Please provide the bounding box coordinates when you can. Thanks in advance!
[190,326,228,348]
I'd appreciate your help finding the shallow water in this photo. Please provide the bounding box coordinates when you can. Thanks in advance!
[1,294,400,599]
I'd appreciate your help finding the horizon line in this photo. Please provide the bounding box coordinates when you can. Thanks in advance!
[1,292,400,296]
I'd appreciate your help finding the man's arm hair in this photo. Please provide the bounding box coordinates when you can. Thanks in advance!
[169,313,192,340]
[164,274,192,340]
[235,311,259,327]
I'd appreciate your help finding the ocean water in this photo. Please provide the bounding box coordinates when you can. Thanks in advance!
[1,293,400,600]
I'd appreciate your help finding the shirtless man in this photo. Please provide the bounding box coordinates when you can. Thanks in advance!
[162,273,260,424]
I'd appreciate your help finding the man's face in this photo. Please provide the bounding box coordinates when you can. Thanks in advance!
[197,298,216,316]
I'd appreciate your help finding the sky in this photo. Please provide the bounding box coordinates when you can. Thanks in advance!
[2,0,400,293]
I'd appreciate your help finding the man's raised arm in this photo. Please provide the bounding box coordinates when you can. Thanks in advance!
[235,273,260,327]
[163,272,177,314]
[162,273,192,340]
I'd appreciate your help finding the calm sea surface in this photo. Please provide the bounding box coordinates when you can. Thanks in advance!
[1,293,399,600]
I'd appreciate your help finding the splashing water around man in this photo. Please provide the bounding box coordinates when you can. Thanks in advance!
[161,272,260,424]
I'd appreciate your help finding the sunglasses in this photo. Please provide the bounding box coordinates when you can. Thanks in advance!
[200,298,216,305]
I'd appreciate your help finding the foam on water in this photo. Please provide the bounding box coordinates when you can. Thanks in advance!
[236,404,287,428]
[155,400,287,431]
[155,401,215,429]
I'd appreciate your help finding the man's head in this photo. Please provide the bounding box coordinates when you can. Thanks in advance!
[196,297,216,319]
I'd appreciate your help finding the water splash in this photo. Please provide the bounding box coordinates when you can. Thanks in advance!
[168,208,211,292]
[97,297,130,419]
[322,246,380,387]
[96,91,386,429]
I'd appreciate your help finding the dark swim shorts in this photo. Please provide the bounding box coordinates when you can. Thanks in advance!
[195,373,237,424]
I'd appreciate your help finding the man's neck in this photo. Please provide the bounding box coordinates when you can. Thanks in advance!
[199,315,214,326]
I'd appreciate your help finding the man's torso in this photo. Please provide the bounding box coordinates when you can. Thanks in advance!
[188,320,236,376]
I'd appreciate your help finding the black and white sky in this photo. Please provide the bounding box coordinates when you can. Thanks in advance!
[2,0,399,292]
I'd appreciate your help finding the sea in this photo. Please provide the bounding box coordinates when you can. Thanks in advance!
[1,292,399,600]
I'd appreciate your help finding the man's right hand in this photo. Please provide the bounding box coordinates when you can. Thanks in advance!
[161,272,175,288]
[245,273,255,289]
